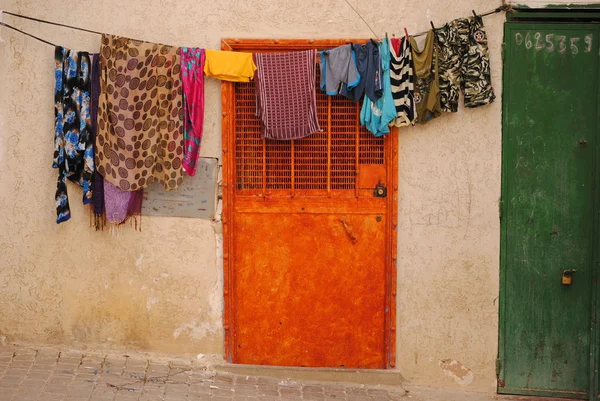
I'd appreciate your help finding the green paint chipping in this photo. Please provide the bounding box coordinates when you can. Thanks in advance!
[511,3,600,9]
[507,9,600,21]
[500,22,599,399]
[545,4,600,9]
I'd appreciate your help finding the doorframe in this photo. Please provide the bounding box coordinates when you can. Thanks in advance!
[220,39,399,368]
[499,9,600,400]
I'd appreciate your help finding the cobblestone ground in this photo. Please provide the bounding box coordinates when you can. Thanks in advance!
[0,346,406,401]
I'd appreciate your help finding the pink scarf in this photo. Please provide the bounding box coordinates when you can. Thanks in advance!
[181,48,206,176]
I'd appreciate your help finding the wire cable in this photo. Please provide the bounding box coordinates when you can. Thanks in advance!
[342,0,381,41]
[3,10,102,35]
[410,4,511,38]
[2,11,174,48]
[0,21,56,46]
[1,5,514,47]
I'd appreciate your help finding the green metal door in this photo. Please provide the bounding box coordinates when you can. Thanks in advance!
[500,22,600,399]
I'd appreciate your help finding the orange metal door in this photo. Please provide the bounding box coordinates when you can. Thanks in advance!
[221,40,398,369]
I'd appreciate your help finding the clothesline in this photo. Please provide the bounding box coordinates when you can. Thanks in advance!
[1,7,500,226]
[0,21,56,46]
[2,10,103,35]
[411,4,513,37]
[0,11,167,49]
[342,0,381,40]
[0,5,512,48]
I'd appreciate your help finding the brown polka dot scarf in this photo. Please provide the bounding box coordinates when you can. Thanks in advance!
[96,34,184,192]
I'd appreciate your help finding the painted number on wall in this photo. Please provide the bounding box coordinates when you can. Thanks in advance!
[514,32,593,55]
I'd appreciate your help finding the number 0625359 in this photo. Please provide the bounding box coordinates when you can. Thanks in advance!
[514,31,593,55]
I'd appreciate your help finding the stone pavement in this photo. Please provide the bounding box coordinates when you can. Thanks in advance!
[0,345,406,401]
[0,345,570,401]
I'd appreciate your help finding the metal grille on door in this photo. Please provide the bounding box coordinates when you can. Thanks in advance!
[234,74,385,197]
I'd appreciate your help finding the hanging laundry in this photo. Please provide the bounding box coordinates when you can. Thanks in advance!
[360,39,396,137]
[253,50,320,140]
[90,53,106,230]
[92,171,105,229]
[390,36,417,127]
[204,49,256,82]
[435,15,495,112]
[411,31,441,124]
[341,40,382,103]
[96,34,184,192]
[181,47,205,176]
[103,179,143,225]
[53,46,95,224]
[319,44,360,97]
[390,37,401,56]
[92,51,144,230]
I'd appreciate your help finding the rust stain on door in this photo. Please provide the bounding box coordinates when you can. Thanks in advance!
[221,39,398,369]
[234,212,386,367]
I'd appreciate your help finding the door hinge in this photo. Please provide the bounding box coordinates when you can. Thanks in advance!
[501,43,506,61]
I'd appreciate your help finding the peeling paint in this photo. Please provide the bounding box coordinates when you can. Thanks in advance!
[136,254,144,271]
[439,359,474,386]
[146,291,159,312]
[173,321,217,340]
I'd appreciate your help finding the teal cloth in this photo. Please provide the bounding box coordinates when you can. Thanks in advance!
[360,39,396,137]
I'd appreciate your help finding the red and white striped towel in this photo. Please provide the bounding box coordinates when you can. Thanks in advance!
[253,50,321,140]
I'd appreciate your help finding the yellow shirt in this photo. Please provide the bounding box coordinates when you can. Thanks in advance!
[204,50,257,82]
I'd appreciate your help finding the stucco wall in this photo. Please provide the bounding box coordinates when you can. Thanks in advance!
[0,0,503,393]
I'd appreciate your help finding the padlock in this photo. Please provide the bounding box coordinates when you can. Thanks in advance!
[562,269,576,285]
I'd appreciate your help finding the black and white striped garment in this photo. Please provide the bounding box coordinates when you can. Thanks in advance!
[390,37,417,127]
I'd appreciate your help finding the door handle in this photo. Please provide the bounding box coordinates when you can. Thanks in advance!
[339,218,358,244]
[562,269,576,285]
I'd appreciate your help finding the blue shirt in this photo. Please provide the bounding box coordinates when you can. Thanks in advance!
[360,39,396,137]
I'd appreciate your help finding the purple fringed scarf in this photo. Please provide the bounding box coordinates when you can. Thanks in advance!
[104,180,143,228]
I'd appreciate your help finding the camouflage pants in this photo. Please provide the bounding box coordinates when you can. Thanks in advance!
[435,15,495,112]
